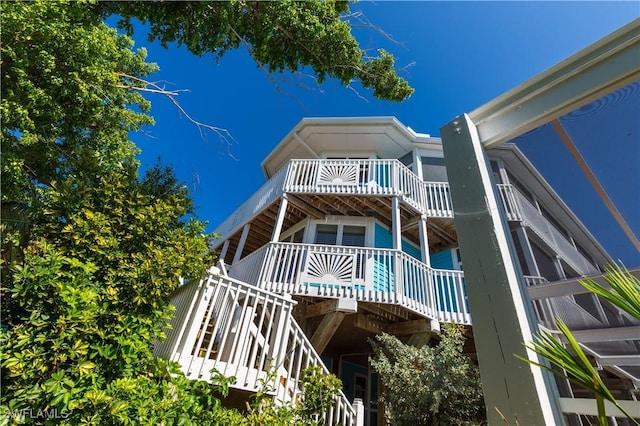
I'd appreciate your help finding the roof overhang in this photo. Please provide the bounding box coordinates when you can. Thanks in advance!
[468,18,640,148]
[260,116,439,179]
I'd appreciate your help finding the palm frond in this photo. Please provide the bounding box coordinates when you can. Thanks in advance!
[579,264,640,320]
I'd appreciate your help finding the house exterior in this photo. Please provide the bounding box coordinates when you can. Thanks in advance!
[153,116,639,426]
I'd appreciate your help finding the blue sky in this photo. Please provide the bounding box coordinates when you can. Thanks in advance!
[126,2,639,267]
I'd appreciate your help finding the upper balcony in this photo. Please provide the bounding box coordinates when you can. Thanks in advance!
[212,158,454,250]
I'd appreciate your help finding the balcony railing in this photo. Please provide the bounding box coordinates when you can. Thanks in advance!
[497,184,599,275]
[284,159,426,213]
[230,242,471,325]
[213,160,456,246]
[154,274,357,426]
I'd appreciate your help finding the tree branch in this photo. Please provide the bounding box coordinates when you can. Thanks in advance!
[115,72,237,153]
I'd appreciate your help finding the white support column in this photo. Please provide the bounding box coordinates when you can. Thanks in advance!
[271,194,289,242]
[440,114,564,426]
[392,196,403,300]
[514,226,540,277]
[219,240,230,263]
[353,398,365,426]
[391,196,402,250]
[418,215,430,266]
[412,148,424,180]
[232,223,251,265]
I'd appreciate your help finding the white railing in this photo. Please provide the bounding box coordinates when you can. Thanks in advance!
[212,166,288,247]
[230,242,471,325]
[284,159,427,213]
[424,182,454,218]
[499,184,599,275]
[212,160,456,246]
[155,274,357,426]
[496,184,521,221]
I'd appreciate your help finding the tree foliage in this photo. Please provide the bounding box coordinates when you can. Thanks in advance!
[105,0,414,102]
[1,1,156,206]
[370,325,486,426]
[2,0,401,423]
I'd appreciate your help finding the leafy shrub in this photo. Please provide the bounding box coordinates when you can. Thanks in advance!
[370,324,486,426]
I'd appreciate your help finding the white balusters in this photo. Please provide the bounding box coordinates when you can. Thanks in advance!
[163,274,357,425]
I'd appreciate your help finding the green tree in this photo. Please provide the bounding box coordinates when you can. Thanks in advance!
[370,324,486,426]
[105,1,414,102]
[1,1,410,423]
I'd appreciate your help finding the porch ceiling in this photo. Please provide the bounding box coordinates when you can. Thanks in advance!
[221,194,458,263]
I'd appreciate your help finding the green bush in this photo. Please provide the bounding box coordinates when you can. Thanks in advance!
[370,324,486,426]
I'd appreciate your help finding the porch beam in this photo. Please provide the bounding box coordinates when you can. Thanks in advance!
[559,397,640,418]
[386,319,432,336]
[287,194,326,219]
[597,355,640,367]
[310,311,347,354]
[440,113,564,425]
[353,314,387,335]
[300,298,358,318]
[565,326,640,343]
[407,332,433,348]
[527,268,640,299]
[361,302,411,321]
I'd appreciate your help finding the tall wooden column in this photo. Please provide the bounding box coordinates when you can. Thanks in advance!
[440,114,564,426]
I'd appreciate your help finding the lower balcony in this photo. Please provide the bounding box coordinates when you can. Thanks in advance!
[228,242,471,325]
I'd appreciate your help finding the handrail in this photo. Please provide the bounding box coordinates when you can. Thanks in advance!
[283,159,427,213]
[212,160,457,248]
[230,242,471,325]
[498,184,599,275]
[156,274,357,425]
[211,166,289,247]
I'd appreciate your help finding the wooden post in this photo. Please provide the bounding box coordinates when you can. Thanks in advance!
[353,398,365,426]
[310,311,346,354]
[418,214,430,266]
[440,114,564,425]
[391,196,403,300]
[272,194,289,242]
[232,223,251,265]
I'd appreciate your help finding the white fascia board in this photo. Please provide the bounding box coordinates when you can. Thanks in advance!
[468,19,640,148]
[528,268,640,299]
[566,326,640,343]
[597,355,640,366]
[559,398,640,418]
[261,117,434,177]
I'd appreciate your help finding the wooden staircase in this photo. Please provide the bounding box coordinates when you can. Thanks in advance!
[154,269,359,426]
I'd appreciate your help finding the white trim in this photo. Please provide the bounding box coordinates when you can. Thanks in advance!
[320,152,378,160]
[279,218,310,243]
[306,216,375,247]
[468,19,640,148]
[559,397,640,418]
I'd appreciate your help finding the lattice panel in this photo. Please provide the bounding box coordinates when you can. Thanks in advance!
[317,164,359,185]
[306,252,354,283]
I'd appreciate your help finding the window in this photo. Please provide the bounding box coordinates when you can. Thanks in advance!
[313,223,367,247]
[342,226,366,246]
[421,156,448,182]
[315,224,338,245]
[281,226,306,243]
